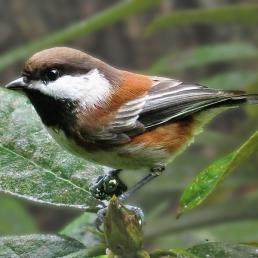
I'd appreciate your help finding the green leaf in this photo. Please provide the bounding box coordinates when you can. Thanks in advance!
[147,42,258,76]
[60,244,106,258]
[0,195,37,235]
[187,242,258,258]
[0,234,84,258]
[0,88,104,210]
[151,243,258,258]
[150,248,198,258]
[146,4,258,36]
[60,249,106,258]
[178,130,258,216]
[0,0,161,71]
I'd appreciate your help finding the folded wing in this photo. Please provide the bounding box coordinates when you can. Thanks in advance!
[91,76,250,144]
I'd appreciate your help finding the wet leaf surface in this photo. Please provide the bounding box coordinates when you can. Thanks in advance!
[0,234,85,258]
[187,242,258,258]
[0,89,104,210]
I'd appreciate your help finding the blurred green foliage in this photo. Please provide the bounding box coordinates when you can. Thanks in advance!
[0,196,37,235]
[201,71,258,91]
[0,0,258,257]
[0,0,161,71]
[148,42,258,76]
[146,4,258,36]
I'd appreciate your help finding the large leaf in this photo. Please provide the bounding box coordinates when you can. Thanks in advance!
[61,249,107,258]
[150,248,197,258]
[0,0,160,71]
[146,4,258,36]
[147,42,258,76]
[150,242,258,258]
[178,130,258,216]
[0,235,84,258]
[187,242,258,258]
[0,88,104,210]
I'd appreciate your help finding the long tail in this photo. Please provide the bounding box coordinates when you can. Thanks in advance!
[224,91,258,105]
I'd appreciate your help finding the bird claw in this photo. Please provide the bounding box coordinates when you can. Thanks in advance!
[95,207,107,232]
[90,170,127,200]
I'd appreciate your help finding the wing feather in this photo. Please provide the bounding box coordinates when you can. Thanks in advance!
[88,76,247,144]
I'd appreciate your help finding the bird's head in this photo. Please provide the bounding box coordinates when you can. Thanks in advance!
[5,47,122,127]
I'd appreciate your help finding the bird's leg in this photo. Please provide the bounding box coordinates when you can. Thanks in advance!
[119,165,165,202]
[90,168,127,200]
[94,165,165,230]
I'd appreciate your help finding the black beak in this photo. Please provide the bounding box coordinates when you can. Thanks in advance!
[5,77,28,90]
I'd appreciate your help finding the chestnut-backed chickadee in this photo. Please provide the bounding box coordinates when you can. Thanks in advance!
[5,47,258,201]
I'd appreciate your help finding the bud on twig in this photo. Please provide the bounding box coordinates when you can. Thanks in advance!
[104,196,149,258]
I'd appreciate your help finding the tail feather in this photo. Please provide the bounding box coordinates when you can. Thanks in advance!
[223,90,258,105]
[139,83,258,129]
[244,94,258,104]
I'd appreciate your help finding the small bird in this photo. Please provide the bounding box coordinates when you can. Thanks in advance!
[5,47,258,201]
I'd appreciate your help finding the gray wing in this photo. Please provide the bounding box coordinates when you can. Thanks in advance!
[92,76,247,144]
[139,77,238,128]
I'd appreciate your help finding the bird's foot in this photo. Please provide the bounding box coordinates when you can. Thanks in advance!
[90,169,128,200]
[92,165,165,230]
[95,207,107,231]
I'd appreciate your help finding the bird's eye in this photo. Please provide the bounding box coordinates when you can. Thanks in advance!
[45,68,60,82]
[23,76,30,84]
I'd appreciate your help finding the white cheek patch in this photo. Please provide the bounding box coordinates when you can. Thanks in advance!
[29,69,111,108]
